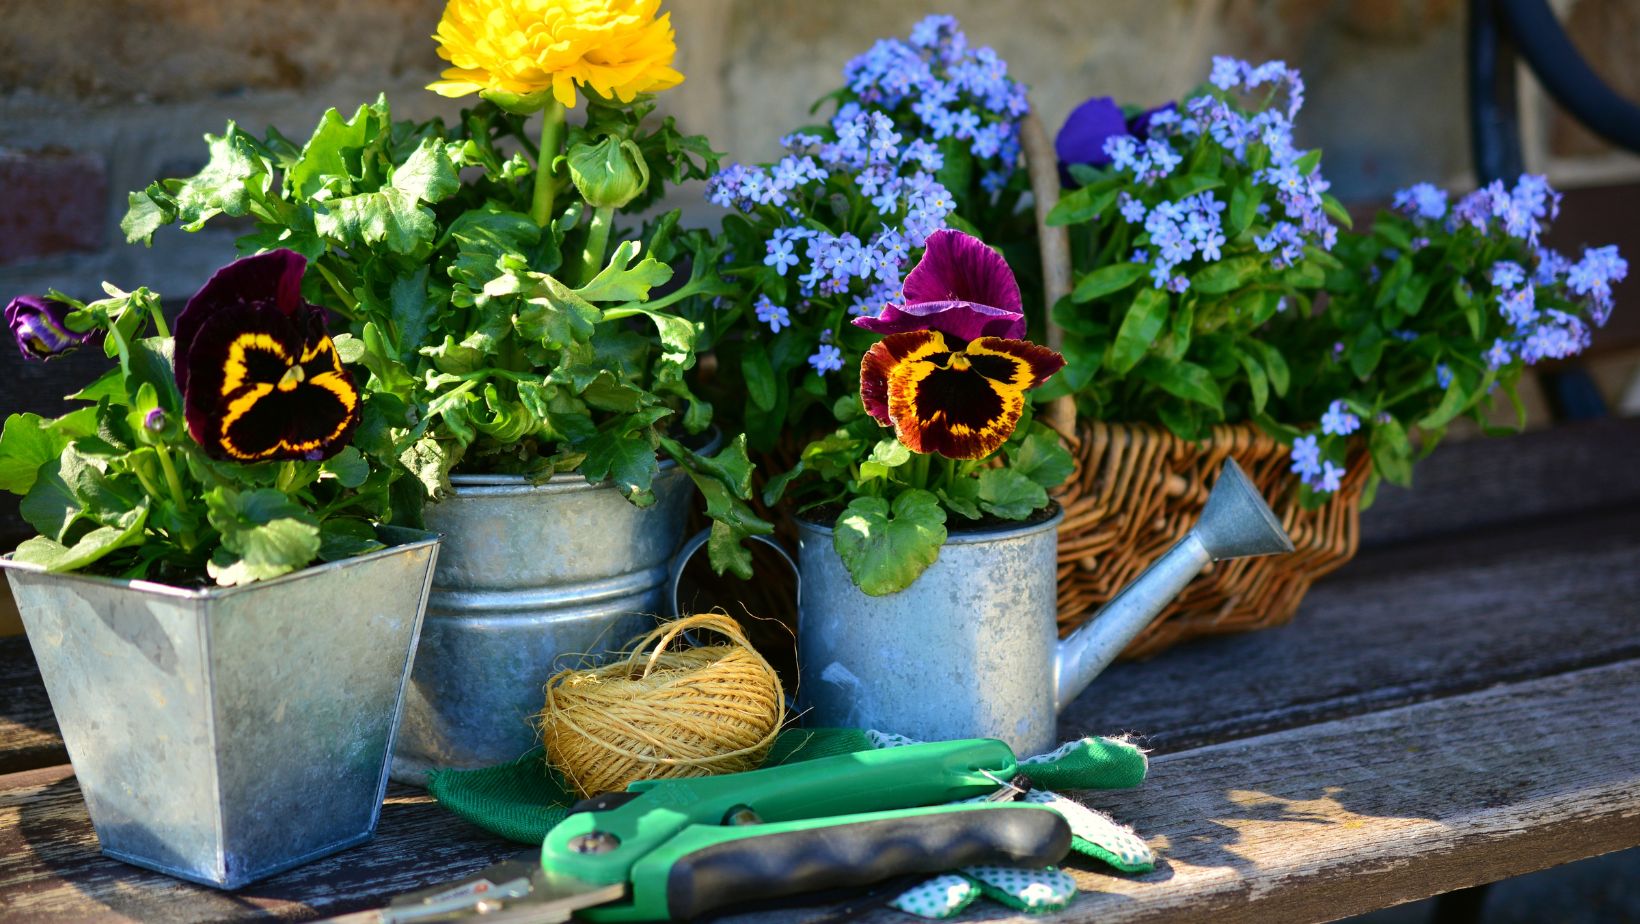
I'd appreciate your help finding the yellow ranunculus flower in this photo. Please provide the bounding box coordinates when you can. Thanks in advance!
[428,0,684,109]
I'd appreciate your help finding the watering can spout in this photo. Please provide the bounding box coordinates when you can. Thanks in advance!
[1053,459,1295,712]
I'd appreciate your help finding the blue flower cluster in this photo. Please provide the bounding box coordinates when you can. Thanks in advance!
[1289,434,1345,493]
[1391,174,1628,371]
[1103,56,1338,288]
[840,14,1029,194]
[707,107,959,376]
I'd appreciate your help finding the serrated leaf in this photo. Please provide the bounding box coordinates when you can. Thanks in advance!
[390,268,437,359]
[1010,425,1074,490]
[869,439,912,468]
[288,103,377,199]
[314,187,434,255]
[832,490,947,596]
[516,275,603,349]
[171,124,266,230]
[580,425,663,505]
[208,518,321,585]
[1072,262,1149,303]
[120,190,170,246]
[392,138,461,203]
[976,468,1047,520]
[318,517,387,562]
[576,240,673,303]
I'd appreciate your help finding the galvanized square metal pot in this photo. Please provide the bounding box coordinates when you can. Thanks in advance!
[391,440,711,782]
[0,526,440,889]
[796,509,1064,757]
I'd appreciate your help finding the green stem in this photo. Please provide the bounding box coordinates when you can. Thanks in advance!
[147,296,171,339]
[153,444,196,550]
[602,278,715,320]
[575,206,615,287]
[313,260,359,318]
[531,99,568,228]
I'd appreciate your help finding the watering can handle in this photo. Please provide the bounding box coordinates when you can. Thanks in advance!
[666,530,801,621]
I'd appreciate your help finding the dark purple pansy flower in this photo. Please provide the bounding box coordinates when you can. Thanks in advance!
[1055,97,1177,186]
[1055,96,1127,178]
[175,249,359,463]
[5,294,100,361]
[852,229,1026,342]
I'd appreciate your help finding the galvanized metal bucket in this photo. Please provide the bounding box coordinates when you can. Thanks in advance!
[1,526,439,889]
[392,442,711,782]
[795,509,1065,756]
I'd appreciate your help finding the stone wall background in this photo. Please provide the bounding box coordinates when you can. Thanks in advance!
[2,0,1638,303]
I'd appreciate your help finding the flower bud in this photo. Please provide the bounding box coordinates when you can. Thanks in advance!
[143,408,167,433]
[5,294,99,361]
[567,136,650,210]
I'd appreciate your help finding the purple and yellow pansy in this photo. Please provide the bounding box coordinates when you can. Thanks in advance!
[854,230,1064,460]
[174,249,359,462]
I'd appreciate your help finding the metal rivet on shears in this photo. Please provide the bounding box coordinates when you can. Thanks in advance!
[567,831,621,854]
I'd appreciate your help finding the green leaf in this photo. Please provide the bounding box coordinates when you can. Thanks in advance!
[741,344,778,412]
[1247,340,1290,396]
[1136,358,1224,412]
[204,487,321,585]
[120,190,170,246]
[314,187,435,255]
[1233,347,1270,415]
[869,439,912,468]
[321,446,370,488]
[976,468,1047,519]
[1166,174,1225,199]
[1229,183,1262,237]
[288,103,376,200]
[1072,262,1149,303]
[657,434,773,578]
[0,414,69,495]
[12,504,148,573]
[1369,417,1414,487]
[390,268,437,360]
[1046,185,1118,227]
[832,490,947,596]
[580,420,664,506]
[1191,255,1264,295]
[515,275,603,349]
[170,124,267,230]
[576,241,673,303]
[1295,149,1323,175]
[1010,424,1074,490]
[392,138,461,203]
[318,518,386,562]
[1108,287,1170,375]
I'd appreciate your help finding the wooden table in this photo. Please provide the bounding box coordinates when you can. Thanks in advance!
[3,418,1638,923]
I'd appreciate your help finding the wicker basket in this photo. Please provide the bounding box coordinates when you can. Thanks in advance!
[1051,422,1368,657]
[1016,112,1367,659]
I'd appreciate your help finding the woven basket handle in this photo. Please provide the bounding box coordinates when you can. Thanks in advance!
[1019,107,1078,441]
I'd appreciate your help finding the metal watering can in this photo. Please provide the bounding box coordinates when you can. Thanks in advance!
[672,459,1294,755]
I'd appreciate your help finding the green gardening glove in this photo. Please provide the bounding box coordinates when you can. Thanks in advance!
[865,733,1156,919]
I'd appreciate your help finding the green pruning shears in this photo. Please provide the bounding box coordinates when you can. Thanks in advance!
[383,739,1070,922]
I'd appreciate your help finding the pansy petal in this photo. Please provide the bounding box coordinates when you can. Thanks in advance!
[175,249,308,394]
[1056,96,1127,170]
[902,229,1023,316]
[887,357,1020,460]
[861,330,949,426]
[852,299,1025,342]
[183,301,358,462]
[968,337,1067,390]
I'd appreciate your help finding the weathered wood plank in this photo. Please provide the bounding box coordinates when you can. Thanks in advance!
[1360,415,1640,545]
[0,776,523,923]
[721,659,1640,924]
[0,635,64,775]
[1062,503,1640,752]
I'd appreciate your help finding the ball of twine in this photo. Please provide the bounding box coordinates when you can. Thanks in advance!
[538,610,785,798]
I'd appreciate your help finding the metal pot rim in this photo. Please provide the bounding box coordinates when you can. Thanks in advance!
[796,502,1064,545]
[0,525,439,601]
[445,427,723,494]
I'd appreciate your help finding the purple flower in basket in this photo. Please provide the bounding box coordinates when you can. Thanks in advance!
[852,229,1025,341]
[5,294,101,361]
